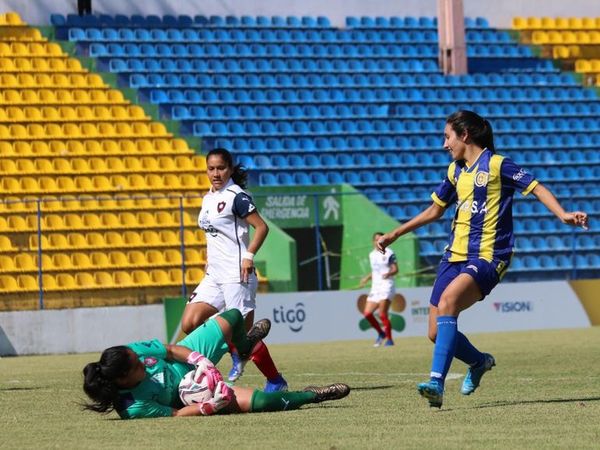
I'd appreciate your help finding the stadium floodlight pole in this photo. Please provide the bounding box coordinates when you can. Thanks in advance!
[437,0,467,75]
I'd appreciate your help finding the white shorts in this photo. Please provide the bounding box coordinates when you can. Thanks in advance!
[189,273,257,317]
[367,285,395,303]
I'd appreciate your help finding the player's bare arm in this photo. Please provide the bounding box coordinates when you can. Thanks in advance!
[241,211,269,282]
[377,202,445,252]
[532,183,589,229]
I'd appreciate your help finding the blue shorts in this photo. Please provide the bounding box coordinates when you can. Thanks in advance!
[429,258,508,307]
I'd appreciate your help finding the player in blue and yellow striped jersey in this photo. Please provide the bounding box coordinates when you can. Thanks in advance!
[377,110,588,408]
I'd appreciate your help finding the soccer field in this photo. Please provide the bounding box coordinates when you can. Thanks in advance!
[1,328,599,449]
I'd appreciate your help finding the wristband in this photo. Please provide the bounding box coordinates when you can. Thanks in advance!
[242,251,254,261]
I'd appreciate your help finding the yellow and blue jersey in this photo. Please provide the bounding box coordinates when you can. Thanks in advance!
[431,149,538,264]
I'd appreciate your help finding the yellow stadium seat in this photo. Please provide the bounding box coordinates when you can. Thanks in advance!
[113,271,133,287]
[0,255,15,272]
[75,272,96,289]
[86,232,105,248]
[90,252,109,268]
[68,233,88,249]
[86,157,107,172]
[0,235,15,251]
[109,251,129,268]
[5,12,24,25]
[145,174,164,188]
[55,176,75,192]
[86,74,104,87]
[103,157,124,172]
[14,254,36,271]
[66,59,83,71]
[158,229,179,245]
[0,217,8,231]
[56,273,76,290]
[119,212,138,228]
[18,275,38,292]
[132,270,151,286]
[0,142,14,156]
[141,230,160,245]
[568,17,584,29]
[531,30,548,45]
[184,249,203,264]
[104,231,124,246]
[94,271,114,287]
[186,268,204,284]
[106,90,125,102]
[42,274,57,291]
[590,31,600,44]
[127,250,146,267]
[554,17,569,29]
[149,123,168,136]
[136,211,156,227]
[168,268,183,284]
[110,175,129,190]
[14,160,33,175]
[581,17,596,29]
[62,141,83,155]
[575,59,592,72]
[71,252,92,269]
[100,212,120,228]
[2,176,20,193]
[64,213,84,229]
[165,249,183,265]
[81,213,102,229]
[46,43,63,56]
[145,250,165,266]
[540,17,556,29]
[41,195,62,211]
[69,74,88,88]
[52,253,72,269]
[0,275,19,292]
[0,159,16,174]
[71,90,89,103]
[526,17,542,29]
[59,194,80,210]
[89,176,108,191]
[44,215,65,231]
[154,211,175,227]
[123,231,142,246]
[150,269,170,285]
[83,141,102,155]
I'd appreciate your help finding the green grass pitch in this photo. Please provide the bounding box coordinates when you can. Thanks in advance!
[1,327,600,449]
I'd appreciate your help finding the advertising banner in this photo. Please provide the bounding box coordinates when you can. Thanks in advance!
[253,281,591,344]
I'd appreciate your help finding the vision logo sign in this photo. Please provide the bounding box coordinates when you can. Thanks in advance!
[356,294,406,333]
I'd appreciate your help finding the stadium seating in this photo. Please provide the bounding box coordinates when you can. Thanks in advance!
[54,12,600,282]
[0,13,213,307]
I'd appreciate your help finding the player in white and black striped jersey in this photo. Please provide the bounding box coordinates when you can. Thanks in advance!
[181,148,288,393]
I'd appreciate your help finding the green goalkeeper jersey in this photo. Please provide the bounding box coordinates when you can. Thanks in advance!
[115,339,193,419]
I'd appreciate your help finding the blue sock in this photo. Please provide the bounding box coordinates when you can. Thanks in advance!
[454,331,485,367]
[430,316,458,386]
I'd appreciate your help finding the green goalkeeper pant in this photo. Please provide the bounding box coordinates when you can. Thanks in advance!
[250,390,316,412]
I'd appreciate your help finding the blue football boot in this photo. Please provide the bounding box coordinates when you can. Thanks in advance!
[264,373,289,392]
[461,353,496,395]
[417,379,444,408]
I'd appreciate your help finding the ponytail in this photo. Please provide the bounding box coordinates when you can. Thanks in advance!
[206,148,248,188]
[82,346,131,414]
[447,110,495,153]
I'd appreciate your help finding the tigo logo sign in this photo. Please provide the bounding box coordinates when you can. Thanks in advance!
[273,302,306,332]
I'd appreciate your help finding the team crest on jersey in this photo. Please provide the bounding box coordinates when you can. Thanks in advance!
[217,201,226,213]
[474,171,489,187]
[144,357,158,367]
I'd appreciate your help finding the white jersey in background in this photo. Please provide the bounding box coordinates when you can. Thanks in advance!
[367,248,397,302]
[198,179,257,283]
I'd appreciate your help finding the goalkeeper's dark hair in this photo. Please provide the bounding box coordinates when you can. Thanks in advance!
[446,110,495,153]
[82,346,131,414]
[206,147,248,189]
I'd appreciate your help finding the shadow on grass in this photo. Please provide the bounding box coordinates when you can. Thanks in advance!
[349,385,396,392]
[474,396,600,409]
[0,386,43,392]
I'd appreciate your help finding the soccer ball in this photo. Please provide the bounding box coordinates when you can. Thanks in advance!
[178,369,213,405]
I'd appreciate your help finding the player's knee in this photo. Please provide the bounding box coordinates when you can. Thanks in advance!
[181,319,194,335]
[438,294,459,316]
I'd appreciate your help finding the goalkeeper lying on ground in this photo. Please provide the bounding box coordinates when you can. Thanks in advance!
[82,309,350,419]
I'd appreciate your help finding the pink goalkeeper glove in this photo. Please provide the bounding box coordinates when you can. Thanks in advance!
[186,351,215,376]
[197,381,234,416]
